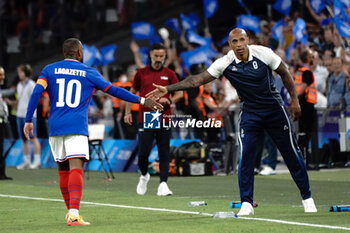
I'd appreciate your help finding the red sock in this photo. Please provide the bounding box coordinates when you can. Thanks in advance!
[68,168,84,211]
[58,170,70,209]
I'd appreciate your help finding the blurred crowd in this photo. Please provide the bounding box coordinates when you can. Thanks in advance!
[1,0,350,145]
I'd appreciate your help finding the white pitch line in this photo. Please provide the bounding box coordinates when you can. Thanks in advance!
[1,194,350,231]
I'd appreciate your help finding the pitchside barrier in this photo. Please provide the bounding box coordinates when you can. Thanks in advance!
[3,109,350,171]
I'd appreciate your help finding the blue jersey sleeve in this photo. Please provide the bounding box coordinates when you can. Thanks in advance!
[88,68,139,103]
[106,85,139,103]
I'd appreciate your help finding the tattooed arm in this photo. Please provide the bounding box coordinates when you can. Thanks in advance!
[146,71,216,99]
[275,60,301,121]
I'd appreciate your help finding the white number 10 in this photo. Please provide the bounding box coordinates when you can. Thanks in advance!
[56,78,82,108]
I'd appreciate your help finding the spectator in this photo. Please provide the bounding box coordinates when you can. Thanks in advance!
[0,66,13,180]
[12,64,42,169]
[327,57,346,109]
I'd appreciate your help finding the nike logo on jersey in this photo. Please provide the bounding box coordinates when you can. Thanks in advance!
[54,68,86,77]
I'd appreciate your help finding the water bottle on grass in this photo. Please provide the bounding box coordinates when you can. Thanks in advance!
[188,201,207,207]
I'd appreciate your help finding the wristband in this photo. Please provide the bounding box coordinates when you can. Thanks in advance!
[140,97,145,105]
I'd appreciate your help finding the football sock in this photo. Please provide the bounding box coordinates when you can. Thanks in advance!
[68,168,84,214]
[58,170,70,209]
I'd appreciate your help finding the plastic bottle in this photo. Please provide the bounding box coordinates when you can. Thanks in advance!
[329,205,350,212]
[230,201,258,208]
[188,201,207,207]
[213,211,238,219]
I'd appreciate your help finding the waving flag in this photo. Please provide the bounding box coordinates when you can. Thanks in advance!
[334,0,350,22]
[100,44,117,65]
[150,35,162,45]
[181,45,218,69]
[237,0,251,14]
[165,18,181,35]
[180,13,196,31]
[293,18,308,46]
[83,44,97,67]
[310,0,326,14]
[334,18,350,38]
[131,22,155,40]
[203,0,218,18]
[320,18,333,26]
[340,0,350,8]
[139,47,149,65]
[189,12,201,27]
[187,30,211,46]
[273,0,292,16]
[217,34,229,47]
[236,14,260,34]
[272,19,284,43]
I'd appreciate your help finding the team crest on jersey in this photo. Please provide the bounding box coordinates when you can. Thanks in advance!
[232,66,237,71]
[240,128,244,138]
[252,61,258,69]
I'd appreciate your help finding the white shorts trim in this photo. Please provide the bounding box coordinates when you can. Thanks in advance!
[49,135,89,162]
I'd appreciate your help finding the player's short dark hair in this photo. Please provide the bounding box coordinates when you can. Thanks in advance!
[149,43,166,51]
[63,38,82,58]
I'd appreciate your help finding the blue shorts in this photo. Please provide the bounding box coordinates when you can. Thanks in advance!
[17,117,37,139]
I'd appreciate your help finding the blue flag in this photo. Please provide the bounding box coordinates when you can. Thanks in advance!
[189,12,201,26]
[100,44,117,65]
[203,0,218,18]
[165,18,181,35]
[94,47,103,66]
[272,19,284,43]
[150,35,162,45]
[321,18,333,26]
[273,0,292,16]
[180,13,196,31]
[131,22,155,40]
[334,18,350,38]
[236,14,260,34]
[139,47,149,65]
[340,0,350,8]
[83,44,97,67]
[293,18,308,46]
[334,0,350,22]
[181,45,218,69]
[237,0,251,14]
[310,0,326,14]
[187,30,211,46]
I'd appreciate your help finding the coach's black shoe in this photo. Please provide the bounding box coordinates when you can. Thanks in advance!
[0,176,13,180]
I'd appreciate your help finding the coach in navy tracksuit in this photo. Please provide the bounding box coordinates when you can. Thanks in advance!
[147,28,317,215]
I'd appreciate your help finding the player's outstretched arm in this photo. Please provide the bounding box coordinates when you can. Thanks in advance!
[275,61,301,121]
[146,71,215,99]
[106,85,163,111]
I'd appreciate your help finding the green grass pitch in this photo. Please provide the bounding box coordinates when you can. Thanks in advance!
[0,167,349,232]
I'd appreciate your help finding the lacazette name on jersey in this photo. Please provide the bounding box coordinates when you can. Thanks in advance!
[54,68,86,77]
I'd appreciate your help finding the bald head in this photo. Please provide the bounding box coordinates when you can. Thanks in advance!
[228,28,249,61]
[229,28,248,38]
[63,38,83,62]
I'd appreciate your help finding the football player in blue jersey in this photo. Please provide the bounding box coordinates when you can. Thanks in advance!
[23,38,163,226]
[146,28,317,215]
